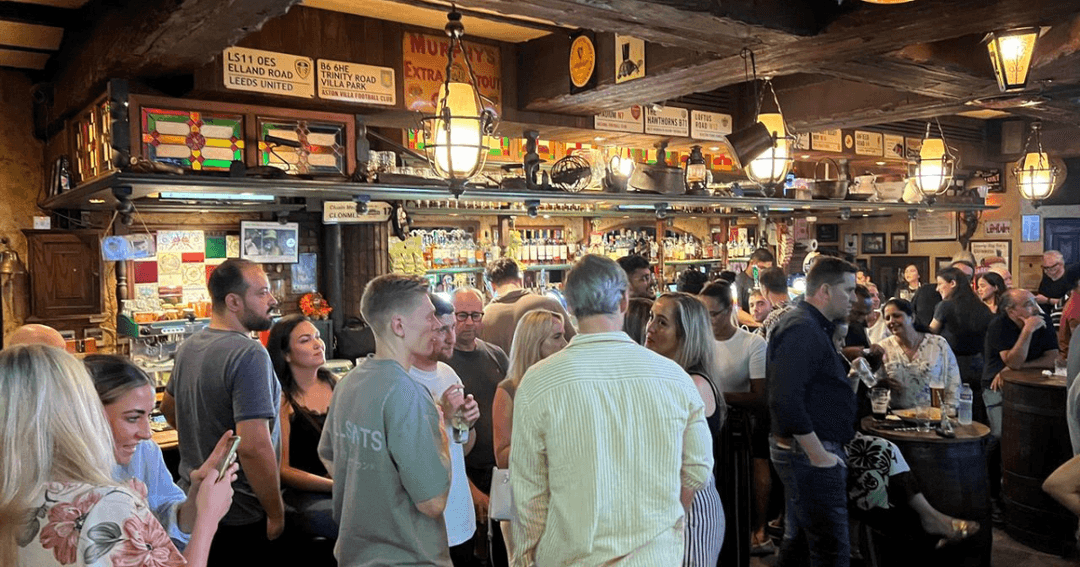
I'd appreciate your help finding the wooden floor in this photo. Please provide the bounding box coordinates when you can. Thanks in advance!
[749,528,1079,567]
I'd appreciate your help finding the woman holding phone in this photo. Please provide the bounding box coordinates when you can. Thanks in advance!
[267,314,337,539]
[83,354,239,551]
[1,345,236,567]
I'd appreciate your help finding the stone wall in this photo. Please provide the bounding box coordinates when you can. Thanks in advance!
[0,69,44,341]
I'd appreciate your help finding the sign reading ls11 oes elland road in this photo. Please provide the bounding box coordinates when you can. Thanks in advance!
[224,47,314,98]
[402,32,501,114]
[317,59,395,105]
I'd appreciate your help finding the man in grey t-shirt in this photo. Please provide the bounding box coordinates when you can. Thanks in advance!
[162,258,284,565]
[319,274,452,566]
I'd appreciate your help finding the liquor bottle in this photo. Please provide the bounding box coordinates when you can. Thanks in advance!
[545,231,557,265]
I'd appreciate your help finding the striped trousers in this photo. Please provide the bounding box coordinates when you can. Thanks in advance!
[684,475,725,566]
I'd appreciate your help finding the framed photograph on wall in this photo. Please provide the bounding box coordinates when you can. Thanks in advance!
[844,234,858,255]
[890,233,908,254]
[241,221,299,264]
[910,211,958,242]
[816,223,840,243]
[862,233,886,255]
[935,257,954,278]
[970,240,1012,272]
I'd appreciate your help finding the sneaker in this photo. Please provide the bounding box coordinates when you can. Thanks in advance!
[751,539,777,556]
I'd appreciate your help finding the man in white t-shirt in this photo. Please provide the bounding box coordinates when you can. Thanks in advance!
[410,293,482,566]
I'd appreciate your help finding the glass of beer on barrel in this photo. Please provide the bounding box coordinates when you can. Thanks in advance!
[870,387,891,421]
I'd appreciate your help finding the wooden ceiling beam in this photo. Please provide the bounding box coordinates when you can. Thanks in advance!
[775,77,972,131]
[46,0,300,120]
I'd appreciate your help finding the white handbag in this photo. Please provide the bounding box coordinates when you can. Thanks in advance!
[489,467,514,521]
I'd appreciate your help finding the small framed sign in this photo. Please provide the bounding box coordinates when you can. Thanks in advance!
[890,233,908,254]
[569,30,597,94]
[862,233,886,255]
[910,211,958,242]
[241,221,299,264]
[816,223,839,243]
[1021,215,1041,242]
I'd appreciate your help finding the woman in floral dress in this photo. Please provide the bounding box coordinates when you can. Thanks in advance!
[0,345,236,567]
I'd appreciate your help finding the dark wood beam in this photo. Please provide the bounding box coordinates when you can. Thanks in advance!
[47,0,300,119]
[775,77,972,131]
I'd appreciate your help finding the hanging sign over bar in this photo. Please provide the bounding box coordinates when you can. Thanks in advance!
[317,59,395,105]
[645,105,689,137]
[690,110,732,141]
[223,47,315,98]
[594,105,644,133]
[811,129,843,152]
[402,32,502,114]
[854,130,884,156]
[323,201,392,224]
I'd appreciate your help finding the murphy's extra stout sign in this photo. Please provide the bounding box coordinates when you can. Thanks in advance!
[402,32,501,114]
[224,47,315,98]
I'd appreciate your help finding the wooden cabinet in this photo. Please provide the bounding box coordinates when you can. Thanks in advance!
[24,230,103,321]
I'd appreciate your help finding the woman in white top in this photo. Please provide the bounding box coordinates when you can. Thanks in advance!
[878,298,961,409]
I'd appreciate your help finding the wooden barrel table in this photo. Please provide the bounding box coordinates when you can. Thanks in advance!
[1001,368,1078,556]
[860,416,992,567]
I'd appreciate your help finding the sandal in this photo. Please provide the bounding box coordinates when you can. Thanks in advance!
[935,519,979,549]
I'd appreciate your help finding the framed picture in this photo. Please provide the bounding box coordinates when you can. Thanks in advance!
[1021,215,1041,242]
[844,234,858,255]
[910,211,958,242]
[890,232,908,254]
[291,253,318,293]
[241,221,299,264]
[816,223,839,243]
[861,233,886,255]
[970,240,1012,272]
[935,256,954,278]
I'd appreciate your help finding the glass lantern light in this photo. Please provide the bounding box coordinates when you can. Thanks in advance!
[420,9,499,197]
[1015,122,1059,205]
[684,145,708,194]
[909,120,956,198]
[743,80,793,194]
[985,28,1040,93]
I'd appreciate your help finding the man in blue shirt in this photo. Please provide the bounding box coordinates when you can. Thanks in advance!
[767,256,859,567]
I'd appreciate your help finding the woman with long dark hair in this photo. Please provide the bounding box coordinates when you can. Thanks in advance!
[977,272,1008,314]
[930,267,992,423]
[267,314,338,539]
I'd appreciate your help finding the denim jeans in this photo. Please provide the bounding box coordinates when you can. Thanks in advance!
[770,436,850,567]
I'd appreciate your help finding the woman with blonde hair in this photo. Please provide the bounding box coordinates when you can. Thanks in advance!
[0,345,236,567]
[491,308,569,560]
[645,292,726,566]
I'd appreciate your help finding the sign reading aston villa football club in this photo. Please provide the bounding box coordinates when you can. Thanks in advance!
[224,47,315,98]
[317,59,396,105]
[594,106,644,133]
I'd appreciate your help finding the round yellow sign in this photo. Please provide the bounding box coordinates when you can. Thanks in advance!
[569,35,596,89]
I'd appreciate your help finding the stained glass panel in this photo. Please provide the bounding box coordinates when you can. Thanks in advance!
[257,118,346,175]
[72,96,115,184]
[141,108,244,171]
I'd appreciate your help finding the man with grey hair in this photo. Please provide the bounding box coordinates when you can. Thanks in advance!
[510,254,713,567]
[1037,250,1080,318]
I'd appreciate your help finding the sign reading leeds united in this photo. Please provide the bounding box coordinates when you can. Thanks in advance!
[318,59,396,105]
[645,106,689,137]
[224,47,314,98]
[690,110,732,141]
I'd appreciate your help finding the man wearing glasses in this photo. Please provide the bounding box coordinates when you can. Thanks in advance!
[448,286,511,567]
[1036,250,1080,320]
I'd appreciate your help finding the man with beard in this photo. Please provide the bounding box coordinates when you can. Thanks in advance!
[163,258,285,564]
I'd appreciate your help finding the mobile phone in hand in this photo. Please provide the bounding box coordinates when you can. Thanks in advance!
[216,435,242,481]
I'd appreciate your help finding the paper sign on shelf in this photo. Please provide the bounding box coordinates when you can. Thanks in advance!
[323,201,393,224]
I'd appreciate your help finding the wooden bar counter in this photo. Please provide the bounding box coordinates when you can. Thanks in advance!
[1000,368,1077,556]
[860,416,992,567]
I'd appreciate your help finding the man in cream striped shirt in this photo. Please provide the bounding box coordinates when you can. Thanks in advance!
[510,254,714,567]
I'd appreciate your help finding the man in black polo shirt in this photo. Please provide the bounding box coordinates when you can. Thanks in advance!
[768,256,859,567]
[983,289,1059,437]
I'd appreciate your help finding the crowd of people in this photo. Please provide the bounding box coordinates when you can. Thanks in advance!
[3,246,1079,567]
